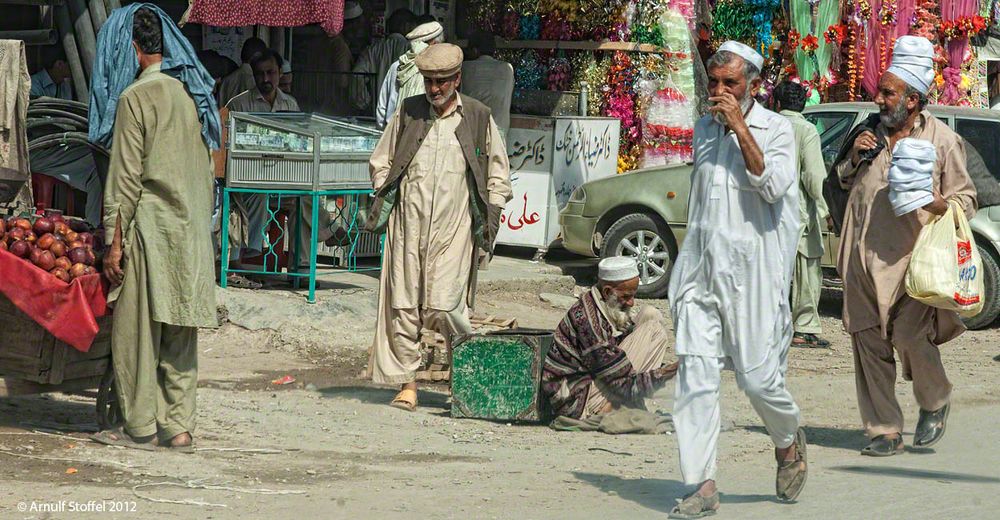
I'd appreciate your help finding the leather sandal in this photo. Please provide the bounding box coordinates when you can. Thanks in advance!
[776,427,808,502]
[914,404,950,448]
[390,389,418,412]
[861,434,904,457]
[669,491,720,519]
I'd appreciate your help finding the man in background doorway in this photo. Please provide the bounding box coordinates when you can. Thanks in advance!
[376,19,444,128]
[217,36,266,106]
[279,59,293,94]
[350,8,415,115]
[30,47,73,100]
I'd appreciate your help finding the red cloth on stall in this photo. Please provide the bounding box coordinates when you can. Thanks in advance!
[0,248,108,353]
[185,0,345,36]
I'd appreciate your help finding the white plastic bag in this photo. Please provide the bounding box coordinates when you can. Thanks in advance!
[905,200,985,317]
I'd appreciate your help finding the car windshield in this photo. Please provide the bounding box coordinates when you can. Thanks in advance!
[804,112,857,170]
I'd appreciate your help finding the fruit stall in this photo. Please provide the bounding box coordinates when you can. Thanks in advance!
[0,213,120,429]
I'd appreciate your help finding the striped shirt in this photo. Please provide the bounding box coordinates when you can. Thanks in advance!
[541,288,669,419]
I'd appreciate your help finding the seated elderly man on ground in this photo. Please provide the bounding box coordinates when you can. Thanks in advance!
[542,257,678,430]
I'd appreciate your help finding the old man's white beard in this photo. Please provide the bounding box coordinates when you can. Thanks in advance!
[427,84,457,108]
[605,293,639,331]
[711,91,754,126]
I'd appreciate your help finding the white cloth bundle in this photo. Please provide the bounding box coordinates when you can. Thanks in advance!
[888,138,936,216]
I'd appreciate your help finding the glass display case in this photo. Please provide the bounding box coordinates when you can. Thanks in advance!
[227,112,382,190]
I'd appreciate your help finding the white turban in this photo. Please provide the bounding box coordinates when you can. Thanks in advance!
[886,35,936,95]
[598,256,640,282]
[888,138,936,216]
[717,40,764,72]
[406,21,444,43]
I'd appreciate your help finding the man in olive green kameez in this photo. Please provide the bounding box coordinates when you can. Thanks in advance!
[92,9,216,451]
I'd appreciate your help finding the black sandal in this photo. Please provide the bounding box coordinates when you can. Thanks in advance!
[792,333,831,349]
[861,434,903,457]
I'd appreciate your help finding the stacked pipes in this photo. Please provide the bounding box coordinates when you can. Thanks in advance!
[54,0,121,101]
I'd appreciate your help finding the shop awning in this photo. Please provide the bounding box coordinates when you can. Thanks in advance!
[182,0,344,36]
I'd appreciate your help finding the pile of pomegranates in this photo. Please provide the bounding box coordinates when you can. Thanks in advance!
[0,214,103,283]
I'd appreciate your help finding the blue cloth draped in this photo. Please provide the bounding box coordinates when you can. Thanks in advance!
[88,3,221,150]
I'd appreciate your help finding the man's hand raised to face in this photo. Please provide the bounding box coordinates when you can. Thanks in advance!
[708,92,747,131]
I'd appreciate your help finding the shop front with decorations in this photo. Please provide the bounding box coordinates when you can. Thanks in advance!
[458,0,1000,250]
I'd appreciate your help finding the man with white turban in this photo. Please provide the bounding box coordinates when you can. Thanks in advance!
[668,41,807,518]
[833,35,977,457]
[541,257,677,421]
[376,20,445,128]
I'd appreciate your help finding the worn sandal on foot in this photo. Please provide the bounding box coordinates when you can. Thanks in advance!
[862,434,903,456]
[776,427,808,502]
[669,491,720,519]
[390,389,418,412]
[90,427,155,452]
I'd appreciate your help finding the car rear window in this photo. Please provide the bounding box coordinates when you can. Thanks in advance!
[804,112,857,169]
[956,118,1000,182]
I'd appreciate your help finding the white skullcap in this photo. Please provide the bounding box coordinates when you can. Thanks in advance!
[281,60,292,74]
[717,40,764,72]
[344,1,363,20]
[407,21,444,43]
[598,256,640,282]
[886,35,936,94]
[888,138,936,216]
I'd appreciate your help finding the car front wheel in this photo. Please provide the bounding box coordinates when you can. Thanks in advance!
[600,213,676,299]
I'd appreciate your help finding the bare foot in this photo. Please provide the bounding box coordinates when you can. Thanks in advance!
[696,479,717,497]
[169,432,193,448]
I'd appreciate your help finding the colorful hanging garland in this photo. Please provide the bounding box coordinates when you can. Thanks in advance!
[939,15,988,40]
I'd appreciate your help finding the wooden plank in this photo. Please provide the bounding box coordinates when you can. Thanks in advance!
[496,39,665,53]
[48,337,68,385]
[61,357,108,381]
[2,0,65,5]
[0,29,58,45]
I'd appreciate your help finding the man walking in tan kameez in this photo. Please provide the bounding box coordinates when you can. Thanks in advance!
[92,8,217,451]
[366,43,511,411]
[834,36,977,456]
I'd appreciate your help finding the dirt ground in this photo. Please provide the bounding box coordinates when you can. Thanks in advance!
[2,253,999,519]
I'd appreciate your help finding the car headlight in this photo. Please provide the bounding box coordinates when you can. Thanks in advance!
[569,186,586,203]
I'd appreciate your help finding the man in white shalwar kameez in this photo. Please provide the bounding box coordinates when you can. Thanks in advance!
[365,44,512,412]
[667,41,808,519]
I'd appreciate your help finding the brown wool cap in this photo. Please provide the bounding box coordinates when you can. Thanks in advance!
[415,43,463,79]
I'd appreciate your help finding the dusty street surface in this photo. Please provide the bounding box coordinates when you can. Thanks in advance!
[2,250,999,519]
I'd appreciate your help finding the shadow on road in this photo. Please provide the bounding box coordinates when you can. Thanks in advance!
[830,465,1000,484]
[0,396,98,432]
[572,472,779,514]
[743,425,864,452]
[317,385,451,409]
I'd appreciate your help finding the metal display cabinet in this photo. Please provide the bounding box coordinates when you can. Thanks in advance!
[226,112,381,190]
[220,112,384,303]
[498,116,621,257]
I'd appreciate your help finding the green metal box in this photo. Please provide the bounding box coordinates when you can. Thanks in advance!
[450,329,553,421]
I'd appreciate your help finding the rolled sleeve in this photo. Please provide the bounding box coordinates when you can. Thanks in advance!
[102,94,145,234]
[486,117,512,206]
[746,120,796,204]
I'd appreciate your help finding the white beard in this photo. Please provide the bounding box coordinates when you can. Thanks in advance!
[605,293,639,330]
[711,93,754,126]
